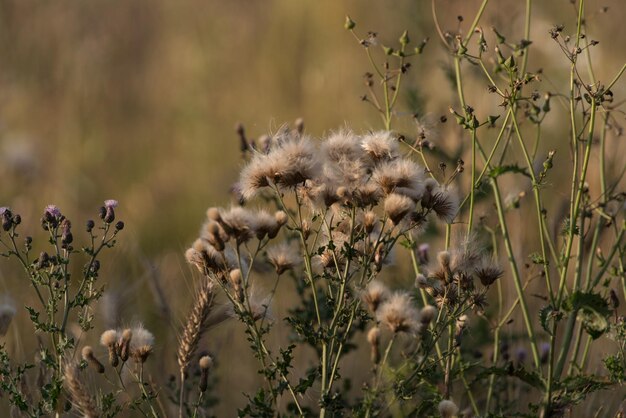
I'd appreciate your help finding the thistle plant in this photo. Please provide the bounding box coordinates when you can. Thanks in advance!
[0,204,165,417]
[180,124,510,416]
[0,1,625,417]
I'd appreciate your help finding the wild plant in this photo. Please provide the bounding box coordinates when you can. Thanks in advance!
[0,1,624,417]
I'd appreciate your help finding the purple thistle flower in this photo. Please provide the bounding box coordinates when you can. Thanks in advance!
[0,207,9,216]
[44,205,61,218]
[104,200,118,209]
[103,200,118,223]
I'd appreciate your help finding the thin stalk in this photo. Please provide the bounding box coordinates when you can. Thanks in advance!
[491,178,541,368]
[555,98,597,379]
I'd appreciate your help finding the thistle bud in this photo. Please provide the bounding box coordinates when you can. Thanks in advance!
[100,330,119,367]
[199,355,213,393]
[399,30,410,46]
[344,15,355,30]
[81,346,105,373]
[367,327,380,364]
[206,207,222,223]
[119,329,132,362]
[438,399,459,418]
[1,214,11,231]
[420,305,437,326]
[229,269,244,302]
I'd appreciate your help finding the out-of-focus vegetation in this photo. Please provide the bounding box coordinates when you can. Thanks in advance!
[0,0,625,416]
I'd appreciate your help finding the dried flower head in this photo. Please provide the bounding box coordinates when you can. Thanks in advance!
[361,131,398,162]
[475,259,503,286]
[422,183,458,223]
[274,210,288,226]
[206,207,222,222]
[266,242,301,275]
[420,305,437,325]
[354,183,383,207]
[129,325,154,363]
[362,281,390,313]
[185,239,227,275]
[376,292,420,334]
[372,159,424,195]
[228,269,244,302]
[198,355,213,392]
[81,346,105,374]
[384,193,415,225]
[219,207,257,244]
[253,210,281,240]
[100,330,119,367]
[367,326,381,363]
[321,131,363,164]
[362,211,378,233]
[438,399,459,418]
[240,137,320,200]
[199,355,213,370]
[238,155,277,201]
[119,328,132,362]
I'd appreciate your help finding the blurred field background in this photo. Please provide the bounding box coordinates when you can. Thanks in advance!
[0,0,625,414]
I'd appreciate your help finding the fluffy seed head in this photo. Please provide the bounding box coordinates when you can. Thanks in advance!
[206,207,221,222]
[361,131,398,162]
[219,207,257,243]
[475,259,503,286]
[420,305,437,325]
[274,137,321,187]
[384,193,415,225]
[228,269,243,301]
[120,328,132,342]
[253,210,280,240]
[199,355,213,370]
[376,292,421,334]
[239,154,277,201]
[81,346,94,360]
[82,346,105,373]
[367,326,380,345]
[415,274,428,288]
[422,185,458,223]
[372,159,424,195]
[362,281,390,313]
[363,211,377,233]
[354,183,383,207]
[321,131,363,163]
[437,251,451,269]
[438,399,459,417]
[367,326,381,364]
[129,325,154,363]
[274,210,288,226]
[266,242,301,275]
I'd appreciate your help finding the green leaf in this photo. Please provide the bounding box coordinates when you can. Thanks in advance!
[473,365,545,390]
[488,164,530,179]
[539,305,555,335]
[563,291,611,339]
